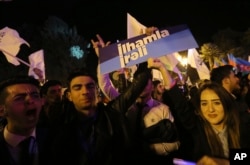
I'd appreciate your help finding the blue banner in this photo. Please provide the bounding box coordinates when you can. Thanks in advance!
[99,24,198,74]
[236,58,250,73]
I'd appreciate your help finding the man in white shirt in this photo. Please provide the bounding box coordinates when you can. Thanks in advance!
[0,75,49,165]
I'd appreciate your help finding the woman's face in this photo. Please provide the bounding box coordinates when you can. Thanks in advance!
[200,89,225,131]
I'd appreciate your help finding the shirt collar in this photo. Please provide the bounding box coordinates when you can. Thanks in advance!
[3,126,36,147]
[212,125,227,135]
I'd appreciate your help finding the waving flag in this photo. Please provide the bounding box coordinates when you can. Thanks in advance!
[28,49,45,80]
[127,13,184,80]
[228,54,250,73]
[159,52,181,72]
[213,58,227,68]
[126,13,147,75]
[187,48,210,80]
[152,52,182,81]
[213,60,220,68]
[227,54,237,67]
[0,27,30,65]
[127,13,147,39]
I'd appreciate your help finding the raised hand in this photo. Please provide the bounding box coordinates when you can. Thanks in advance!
[147,57,164,70]
[91,34,111,57]
[139,26,158,35]
[145,26,158,36]
[147,57,175,89]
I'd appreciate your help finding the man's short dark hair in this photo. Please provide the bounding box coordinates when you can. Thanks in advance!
[0,75,40,103]
[210,65,235,85]
[40,80,62,96]
[67,68,98,89]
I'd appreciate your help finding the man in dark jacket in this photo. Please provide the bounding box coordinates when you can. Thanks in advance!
[0,76,50,165]
[49,66,152,165]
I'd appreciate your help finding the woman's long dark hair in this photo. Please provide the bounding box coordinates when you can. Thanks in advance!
[195,81,240,158]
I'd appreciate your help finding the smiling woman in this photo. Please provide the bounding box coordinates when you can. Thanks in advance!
[166,79,250,164]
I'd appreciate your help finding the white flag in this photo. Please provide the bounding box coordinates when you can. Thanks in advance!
[187,48,210,80]
[127,13,146,39]
[0,27,30,65]
[127,13,147,75]
[28,49,45,80]
[159,53,181,73]
[127,13,182,79]
[157,53,182,80]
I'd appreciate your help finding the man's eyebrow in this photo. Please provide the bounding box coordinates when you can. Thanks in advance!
[72,84,82,88]
[13,91,39,97]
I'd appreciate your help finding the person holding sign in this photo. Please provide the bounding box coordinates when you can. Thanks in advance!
[92,33,180,165]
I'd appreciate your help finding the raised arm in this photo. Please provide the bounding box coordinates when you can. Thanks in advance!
[91,34,120,100]
[147,57,197,130]
[147,57,176,89]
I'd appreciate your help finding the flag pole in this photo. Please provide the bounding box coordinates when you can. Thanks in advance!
[0,49,30,67]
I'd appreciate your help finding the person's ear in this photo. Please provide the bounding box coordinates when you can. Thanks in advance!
[67,92,72,101]
[222,77,230,85]
[0,105,7,117]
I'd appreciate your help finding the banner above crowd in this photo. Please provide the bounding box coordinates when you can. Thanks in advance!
[99,24,198,74]
[228,54,250,74]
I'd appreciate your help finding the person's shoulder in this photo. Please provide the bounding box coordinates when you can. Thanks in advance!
[152,99,169,109]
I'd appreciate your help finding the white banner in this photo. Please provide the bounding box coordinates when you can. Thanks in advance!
[0,27,30,65]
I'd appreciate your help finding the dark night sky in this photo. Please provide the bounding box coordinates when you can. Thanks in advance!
[1,0,250,46]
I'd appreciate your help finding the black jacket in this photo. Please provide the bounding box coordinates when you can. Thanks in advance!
[49,70,152,165]
[0,127,50,165]
[164,85,250,162]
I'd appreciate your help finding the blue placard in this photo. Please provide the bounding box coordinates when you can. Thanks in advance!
[99,24,198,74]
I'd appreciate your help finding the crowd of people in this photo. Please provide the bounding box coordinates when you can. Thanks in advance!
[0,28,250,165]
